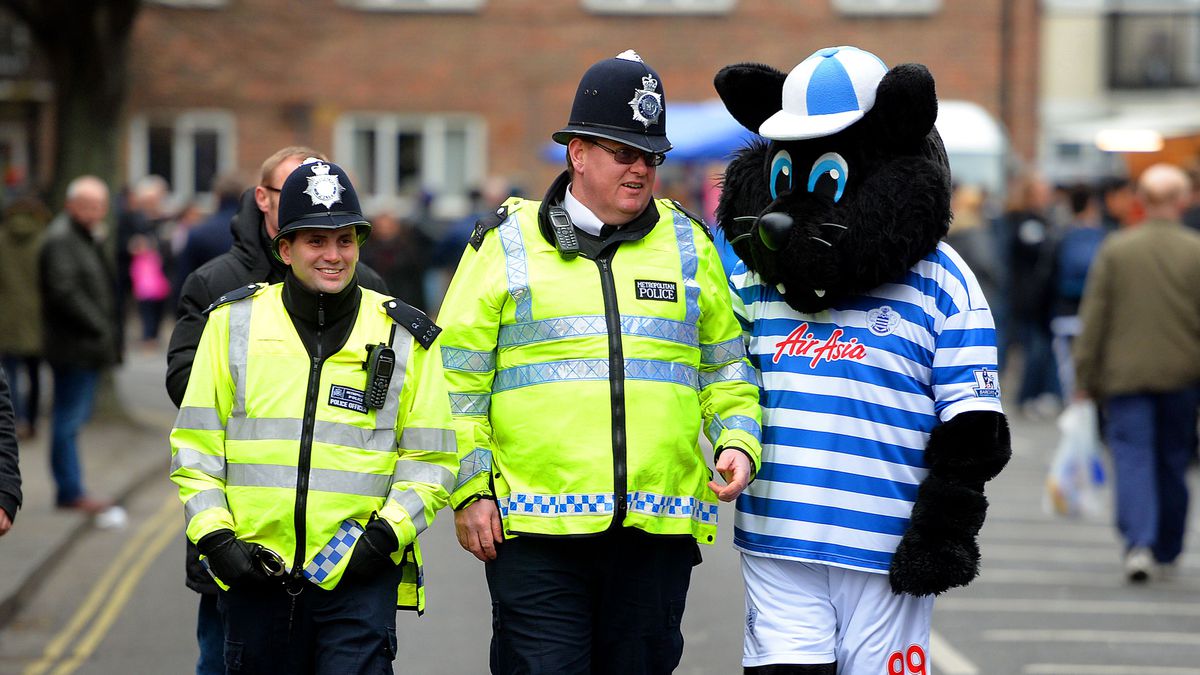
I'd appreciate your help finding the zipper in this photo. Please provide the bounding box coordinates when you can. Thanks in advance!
[292,293,326,579]
[596,253,627,524]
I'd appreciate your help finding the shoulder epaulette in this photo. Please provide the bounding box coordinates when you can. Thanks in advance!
[383,299,442,349]
[469,204,509,251]
[670,200,713,241]
[203,283,267,314]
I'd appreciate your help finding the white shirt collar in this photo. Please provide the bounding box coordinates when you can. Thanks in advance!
[563,184,605,236]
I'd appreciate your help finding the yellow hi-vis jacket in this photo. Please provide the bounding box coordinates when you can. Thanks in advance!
[169,283,457,611]
[440,196,762,544]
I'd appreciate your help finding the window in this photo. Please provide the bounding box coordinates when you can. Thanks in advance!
[338,0,484,11]
[583,0,735,15]
[831,0,940,16]
[334,113,485,219]
[127,110,236,206]
[1107,10,1200,89]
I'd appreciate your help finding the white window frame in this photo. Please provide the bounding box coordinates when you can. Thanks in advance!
[583,0,734,15]
[333,112,486,220]
[831,0,941,17]
[127,109,237,208]
[337,0,484,12]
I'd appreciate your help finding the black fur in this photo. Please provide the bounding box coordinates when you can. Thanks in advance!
[925,411,1012,489]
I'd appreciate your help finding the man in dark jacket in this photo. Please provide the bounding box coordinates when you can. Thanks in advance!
[165,146,388,675]
[0,368,21,536]
[39,175,120,515]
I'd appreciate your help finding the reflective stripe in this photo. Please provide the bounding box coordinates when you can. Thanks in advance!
[304,518,362,583]
[672,210,701,324]
[398,427,456,454]
[699,361,758,389]
[449,392,490,416]
[388,488,429,534]
[700,337,747,365]
[705,414,763,445]
[174,406,224,431]
[171,447,227,481]
[498,492,615,517]
[226,417,397,454]
[228,300,252,418]
[226,463,391,497]
[498,214,533,322]
[628,490,719,524]
[498,315,698,349]
[184,488,229,523]
[455,448,492,489]
[493,358,698,393]
[442,347,496,373]
[391,459,457,493]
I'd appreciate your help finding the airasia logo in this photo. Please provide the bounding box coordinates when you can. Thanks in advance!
[771,323,867,367]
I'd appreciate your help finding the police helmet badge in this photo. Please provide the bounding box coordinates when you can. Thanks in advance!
[303,162,346,209]
[629,74,662,128]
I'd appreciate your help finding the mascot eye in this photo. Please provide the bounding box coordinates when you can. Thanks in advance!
[807,152,849,203]
[769,150,793,201]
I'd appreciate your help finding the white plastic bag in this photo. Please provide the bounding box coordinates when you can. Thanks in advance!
[1044,399,1107,518]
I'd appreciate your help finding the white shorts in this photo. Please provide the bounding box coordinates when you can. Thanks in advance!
[742,553,934,675]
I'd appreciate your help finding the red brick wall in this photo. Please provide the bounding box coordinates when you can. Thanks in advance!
[127,0,1038,195]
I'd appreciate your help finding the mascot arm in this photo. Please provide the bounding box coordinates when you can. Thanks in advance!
[888,410,1011,596]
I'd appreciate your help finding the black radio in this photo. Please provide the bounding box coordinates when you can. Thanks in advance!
[547,206,580,260]
[364,343,396,410]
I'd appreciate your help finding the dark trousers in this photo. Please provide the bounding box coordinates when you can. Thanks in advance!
[1,355,40,427]
[485,527,697,675]
[216,565,401,675]
[196,592,224,675]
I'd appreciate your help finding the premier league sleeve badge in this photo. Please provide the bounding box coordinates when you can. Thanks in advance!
[629,74,662,128]
[304,162,346,209]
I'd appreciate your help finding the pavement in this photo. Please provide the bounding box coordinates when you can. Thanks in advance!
[0,343,177,630]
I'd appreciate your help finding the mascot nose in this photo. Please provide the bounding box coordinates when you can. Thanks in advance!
[757,212,793,251]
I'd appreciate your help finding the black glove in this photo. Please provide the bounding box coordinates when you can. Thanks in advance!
[346,518,399,580]
[196,529,271,588]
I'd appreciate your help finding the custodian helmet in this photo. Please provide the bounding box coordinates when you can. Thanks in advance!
[552,49,672,154]
[272,158,370,261]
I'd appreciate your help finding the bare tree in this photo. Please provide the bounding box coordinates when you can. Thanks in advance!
[1,0,141,206]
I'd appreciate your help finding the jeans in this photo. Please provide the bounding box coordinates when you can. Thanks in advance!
[196,592,224,675]
[485,528,697,675]
[216,564,401,675]
[1015,319,1059,404]
[1105,386,1200,563]
[49,365,99,505]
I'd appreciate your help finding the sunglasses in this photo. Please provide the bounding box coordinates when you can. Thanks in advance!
[590,140,665,167]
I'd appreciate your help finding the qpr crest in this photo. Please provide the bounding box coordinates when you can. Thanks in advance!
[304,162,345,209]
[629,74,663,128]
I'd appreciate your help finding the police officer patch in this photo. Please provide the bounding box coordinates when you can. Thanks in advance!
[304,162,346,209]
[329,384,368,414]
[628,74,662,128]
[635,279,676,302]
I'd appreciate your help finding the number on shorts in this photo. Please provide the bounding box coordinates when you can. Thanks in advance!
[886,644,926,675]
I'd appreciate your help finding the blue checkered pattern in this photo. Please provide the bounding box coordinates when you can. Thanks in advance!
[455,448,492,489]
[303,519,364,583]
[501,492,615,517]
[628,491,719,524]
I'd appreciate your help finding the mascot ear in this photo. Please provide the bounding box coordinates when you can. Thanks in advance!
[714,63,787,134]
[871,63,938,147]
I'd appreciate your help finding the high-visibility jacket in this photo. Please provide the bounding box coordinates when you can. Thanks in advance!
[440,196,762,544]
[169,283,457,611]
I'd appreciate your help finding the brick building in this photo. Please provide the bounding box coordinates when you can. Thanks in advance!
[1,0,1041,219]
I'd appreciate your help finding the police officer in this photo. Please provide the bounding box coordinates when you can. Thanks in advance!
[440,50,763,674]
[169,159,457,674]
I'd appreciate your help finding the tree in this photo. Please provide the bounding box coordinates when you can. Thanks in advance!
[0,0,141,206]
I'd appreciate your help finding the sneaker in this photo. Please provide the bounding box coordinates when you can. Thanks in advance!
[1124,547,1154,583]
[56,495,116,515]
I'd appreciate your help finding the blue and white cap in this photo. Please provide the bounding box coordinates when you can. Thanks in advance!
[758,46,889,141]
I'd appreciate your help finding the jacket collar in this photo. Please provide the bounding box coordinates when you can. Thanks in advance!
[281,272,361,328]
[536,170,659,249]
[229,189,290,283]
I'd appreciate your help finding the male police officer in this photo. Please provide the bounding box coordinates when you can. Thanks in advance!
[440,50,762,674]
[170,159,457,674]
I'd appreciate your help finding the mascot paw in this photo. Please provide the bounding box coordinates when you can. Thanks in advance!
[889,528,980,596]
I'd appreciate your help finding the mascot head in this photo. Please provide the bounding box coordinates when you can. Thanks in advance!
[715,46,952,313]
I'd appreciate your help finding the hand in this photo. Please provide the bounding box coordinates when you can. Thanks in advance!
[196,529,271,588]
[346,518,400,579]
[454,499,504,562]
[0,508,11,536]
[708,448,752,502]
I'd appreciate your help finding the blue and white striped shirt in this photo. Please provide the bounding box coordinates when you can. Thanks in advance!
[730,242,1003,573]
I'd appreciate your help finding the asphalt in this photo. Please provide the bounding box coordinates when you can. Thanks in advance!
[0,342,177,630]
